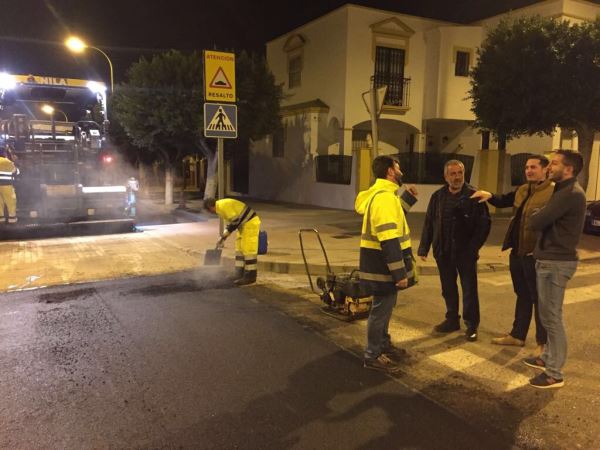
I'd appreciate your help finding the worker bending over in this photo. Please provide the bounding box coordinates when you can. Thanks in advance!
[204,198,261,286]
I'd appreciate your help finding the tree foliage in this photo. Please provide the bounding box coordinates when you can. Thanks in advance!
[112,49,282,198]
[470,16,600,189]
[112,50,204,167]
[235,51,283,142]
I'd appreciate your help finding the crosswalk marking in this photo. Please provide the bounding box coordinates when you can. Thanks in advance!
[564,285,600,305]
[479,274,512,287]
[480,267,600,305]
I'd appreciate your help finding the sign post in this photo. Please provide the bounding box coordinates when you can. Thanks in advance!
[203,50,236,235]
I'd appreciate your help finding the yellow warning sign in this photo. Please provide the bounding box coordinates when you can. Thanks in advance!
[204,50,236,103]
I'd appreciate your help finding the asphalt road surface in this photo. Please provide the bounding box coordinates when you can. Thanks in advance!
[0,269,514,449]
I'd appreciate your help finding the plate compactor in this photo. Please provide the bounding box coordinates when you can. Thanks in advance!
[299,228,372,321]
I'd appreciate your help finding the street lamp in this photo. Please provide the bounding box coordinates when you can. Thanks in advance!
[41,104,68,121]
[65,36,114,92]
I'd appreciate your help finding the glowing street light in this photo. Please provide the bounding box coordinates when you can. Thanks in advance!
[41,104,68,121]
[65,36,114,92]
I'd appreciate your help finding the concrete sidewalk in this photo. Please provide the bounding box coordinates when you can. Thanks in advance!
[176,198,600,276]
[1,197,599,292]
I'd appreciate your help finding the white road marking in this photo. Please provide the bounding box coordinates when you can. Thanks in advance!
[564,284,600,305]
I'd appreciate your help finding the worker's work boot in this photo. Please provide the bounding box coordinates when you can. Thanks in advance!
[234,267,244,279]
[234,275,256,286]
[234,269,256,286]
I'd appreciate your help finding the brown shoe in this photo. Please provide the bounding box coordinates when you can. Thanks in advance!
[364,354,401,373]
[491,334,525,347]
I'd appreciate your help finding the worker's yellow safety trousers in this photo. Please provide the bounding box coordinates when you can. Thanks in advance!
[234,217,260,279]
[0,185,17,223]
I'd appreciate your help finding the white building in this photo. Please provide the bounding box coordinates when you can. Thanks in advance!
[248,0,600,211]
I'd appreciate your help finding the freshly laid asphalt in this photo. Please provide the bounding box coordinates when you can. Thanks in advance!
[0,271,514,449]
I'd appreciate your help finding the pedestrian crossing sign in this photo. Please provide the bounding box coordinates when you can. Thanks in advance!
[204,103,238,138]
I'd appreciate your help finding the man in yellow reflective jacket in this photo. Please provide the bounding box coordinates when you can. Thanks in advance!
[204,198,260,286]
[0,147,18,224]
[355,155,417,373]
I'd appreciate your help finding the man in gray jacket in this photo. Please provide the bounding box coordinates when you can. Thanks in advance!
[523,149,586,389]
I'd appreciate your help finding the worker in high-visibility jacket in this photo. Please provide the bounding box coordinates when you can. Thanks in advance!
[0,147,18,224]
[355,155,417,374]
[204,197,260,286]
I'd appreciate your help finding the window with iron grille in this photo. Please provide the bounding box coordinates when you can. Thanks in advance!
[288,55,302,88]
[374,46,405,107]
[455,51,470,77]
[272,125,285,158]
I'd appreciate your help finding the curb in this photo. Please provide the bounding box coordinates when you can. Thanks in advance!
[171,208,208,222]
[220,255,512,276]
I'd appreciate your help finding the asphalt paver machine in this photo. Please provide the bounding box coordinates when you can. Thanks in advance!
[299,228,372,321]
[0,73,134,238]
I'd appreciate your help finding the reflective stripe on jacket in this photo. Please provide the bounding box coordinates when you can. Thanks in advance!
[355,178,417,295]
[0,157,17,186]
[215,198,258,233]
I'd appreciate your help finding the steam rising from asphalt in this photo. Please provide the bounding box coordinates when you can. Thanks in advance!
[174,265,237,291]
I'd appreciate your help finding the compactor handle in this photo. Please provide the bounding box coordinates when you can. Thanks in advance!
[298,228,333,296]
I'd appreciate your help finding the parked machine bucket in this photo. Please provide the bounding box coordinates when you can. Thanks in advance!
[298,228,372,321]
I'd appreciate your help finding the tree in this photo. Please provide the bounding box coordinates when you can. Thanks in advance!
[112,50,204,204]
[112,49,282,203]
[470,16,600,190]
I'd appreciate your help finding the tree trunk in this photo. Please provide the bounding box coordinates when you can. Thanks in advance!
[138,164,148,197]
[575,124,595,193]
[204,151,217,199]
[198,138,218,199]
[165,165,174,205]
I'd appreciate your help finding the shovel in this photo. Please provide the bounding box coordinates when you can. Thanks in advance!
[204,245,222,265]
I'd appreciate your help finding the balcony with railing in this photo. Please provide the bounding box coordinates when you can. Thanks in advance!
[374,77,411,113]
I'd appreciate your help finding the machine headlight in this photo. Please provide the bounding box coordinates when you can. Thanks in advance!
[0,72,16,90]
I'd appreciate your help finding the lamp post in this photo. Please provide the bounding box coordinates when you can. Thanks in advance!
[41,104,68,122]
[41,104,64,139]
[65,36,114,93]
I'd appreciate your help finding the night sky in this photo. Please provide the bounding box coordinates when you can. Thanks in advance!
[1,0,599,83]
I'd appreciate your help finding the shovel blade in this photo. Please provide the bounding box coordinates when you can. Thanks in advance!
[204,248,222,265]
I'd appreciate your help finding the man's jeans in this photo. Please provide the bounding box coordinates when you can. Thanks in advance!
[364,291,397,360]
[436,253,480,329]
[509,253,547,344]
[536,259,577,380]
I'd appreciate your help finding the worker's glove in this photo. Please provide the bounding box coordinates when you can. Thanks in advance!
[216,231,230,248]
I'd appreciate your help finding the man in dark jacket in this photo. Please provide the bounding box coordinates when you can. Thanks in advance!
[418,160,490,341]
[470,155,552,356]
[523,150,586,389]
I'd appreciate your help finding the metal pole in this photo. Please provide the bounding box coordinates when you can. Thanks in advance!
[217,137,224,235]
[369,77,379,163]
[90,46,114,93]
